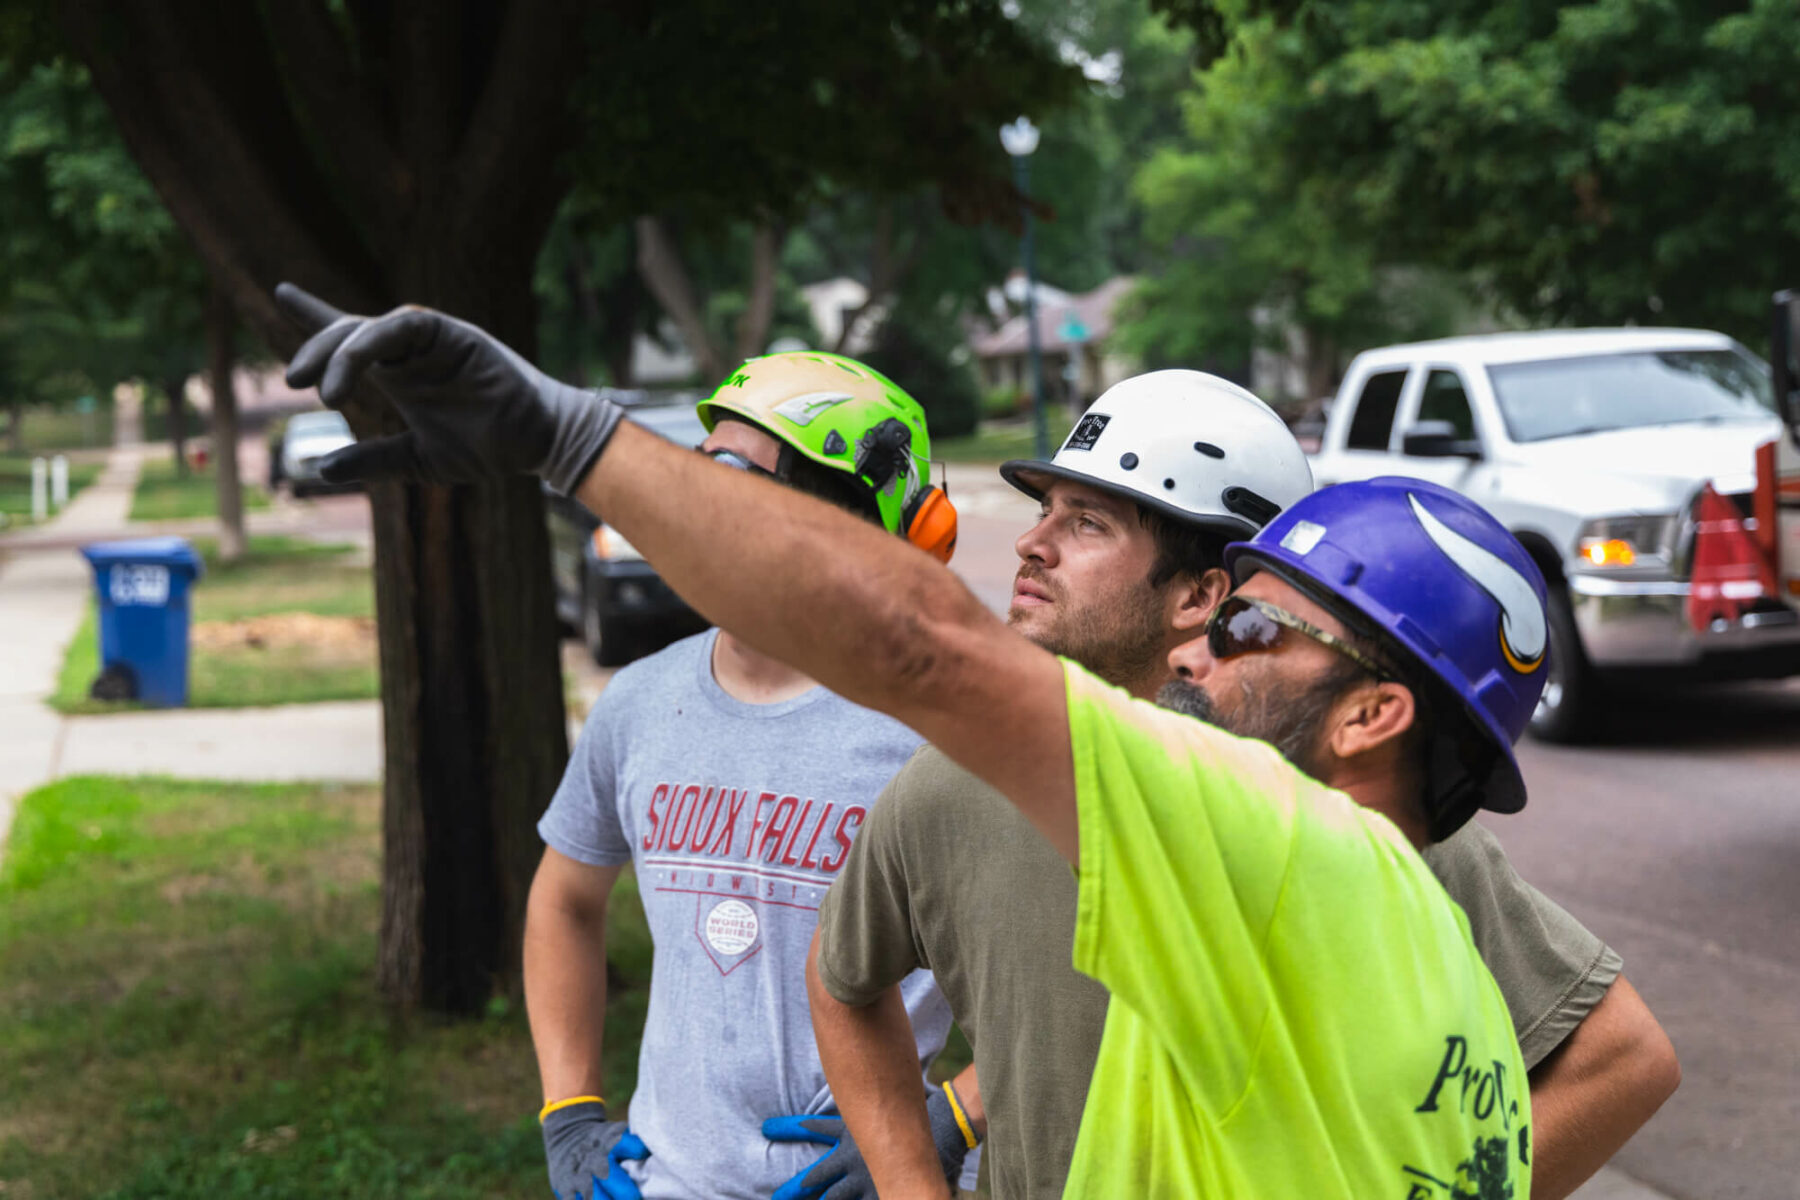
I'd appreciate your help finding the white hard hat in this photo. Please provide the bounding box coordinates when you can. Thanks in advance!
[1000,370,1313,538]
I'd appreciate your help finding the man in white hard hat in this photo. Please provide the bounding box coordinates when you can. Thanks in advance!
[807,372,1678,1200]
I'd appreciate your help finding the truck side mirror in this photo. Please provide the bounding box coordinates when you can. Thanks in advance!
[1401,420,1483,460]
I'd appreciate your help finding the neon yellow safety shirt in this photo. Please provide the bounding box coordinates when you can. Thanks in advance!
[1061,662,1531,1199]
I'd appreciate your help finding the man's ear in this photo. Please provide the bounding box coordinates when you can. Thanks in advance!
[1327,681,1417,761]
[1170,567,1233,632]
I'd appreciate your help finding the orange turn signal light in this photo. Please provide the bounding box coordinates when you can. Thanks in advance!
[1579,537,1637,568]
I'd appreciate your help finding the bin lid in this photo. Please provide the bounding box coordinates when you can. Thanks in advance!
[80,536,205,573]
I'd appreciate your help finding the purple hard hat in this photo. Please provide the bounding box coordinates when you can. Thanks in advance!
[1224,477,1550,828]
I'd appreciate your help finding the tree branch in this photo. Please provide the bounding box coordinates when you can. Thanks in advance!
[59,3,384,350]
[732,221,785,364]
[260,0,400,236]
[832,202,924,354]
[453,0,586,241]
[635,215,725,383]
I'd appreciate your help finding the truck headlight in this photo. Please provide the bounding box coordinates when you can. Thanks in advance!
[1575,514,1674,570]
[593,524,644,562]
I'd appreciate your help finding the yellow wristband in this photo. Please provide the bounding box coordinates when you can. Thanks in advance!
[941,1081,978,1150]
[540,1094,605,1123]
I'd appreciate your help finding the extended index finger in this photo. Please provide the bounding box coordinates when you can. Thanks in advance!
[275,282,349,334]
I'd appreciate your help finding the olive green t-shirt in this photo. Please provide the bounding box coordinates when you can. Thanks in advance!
[814,708,1617,1198]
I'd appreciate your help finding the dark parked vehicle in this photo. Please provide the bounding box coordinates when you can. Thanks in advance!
[547,397,710,666]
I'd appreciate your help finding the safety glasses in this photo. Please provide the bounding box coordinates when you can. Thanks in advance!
[703,447,775,478]
[1205,594,1394,682]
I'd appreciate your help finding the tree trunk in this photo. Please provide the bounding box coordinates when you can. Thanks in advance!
[1303,327,1339,406]
[63,0,586,1014]
[206,283,247,563]
[830,202,924,356]
[163,374,189,475]
[731,222,784,364]
[5,400,21,454]
[363,271,568,1013]
[588,228,645,389]
[635,214,726,384]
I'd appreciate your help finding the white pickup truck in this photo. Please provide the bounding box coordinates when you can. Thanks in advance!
[1310,328,1799,741]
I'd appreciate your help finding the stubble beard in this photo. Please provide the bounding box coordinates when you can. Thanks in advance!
[1010,565,1167,691]
[1157,666,1350,781]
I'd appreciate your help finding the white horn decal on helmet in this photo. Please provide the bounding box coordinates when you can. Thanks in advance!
[1408,493,1547,674]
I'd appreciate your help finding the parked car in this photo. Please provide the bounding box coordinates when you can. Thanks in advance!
[1310,328,1796,741]
[547,397,710,666]
[273,409,359,497]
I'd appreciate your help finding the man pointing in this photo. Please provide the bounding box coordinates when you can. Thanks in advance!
[278,285,1560,1195]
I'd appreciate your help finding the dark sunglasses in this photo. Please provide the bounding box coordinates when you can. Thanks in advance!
[703,447,775,478]
[1206,594,1394,682]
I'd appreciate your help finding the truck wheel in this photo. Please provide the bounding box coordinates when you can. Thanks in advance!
[1528,585,1601,743]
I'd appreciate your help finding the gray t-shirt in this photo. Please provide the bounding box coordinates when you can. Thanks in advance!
[815,743,1622,1200]
[540,630,954,1200]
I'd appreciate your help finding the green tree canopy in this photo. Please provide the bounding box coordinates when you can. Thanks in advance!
[0,60,204,410]
[1157,0,1800,344]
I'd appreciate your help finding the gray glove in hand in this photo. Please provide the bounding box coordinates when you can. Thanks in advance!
[762,1082,978,1200]
[541,1099,649,1200]
[276,282,624,494]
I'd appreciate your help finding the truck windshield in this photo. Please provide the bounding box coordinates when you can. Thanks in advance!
[1488,348,1775,443]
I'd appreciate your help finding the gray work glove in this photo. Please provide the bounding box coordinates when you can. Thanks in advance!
[276,282,625,494]
[762,1082,978,1200]
[540,1099,650,1200]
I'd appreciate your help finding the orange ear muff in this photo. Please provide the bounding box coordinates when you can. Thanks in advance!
[906,487,958,563]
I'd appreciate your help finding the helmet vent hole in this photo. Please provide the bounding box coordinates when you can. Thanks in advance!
[1194,441,1225,459]
[1119,452,1139,470]
[1163,478,1176,490]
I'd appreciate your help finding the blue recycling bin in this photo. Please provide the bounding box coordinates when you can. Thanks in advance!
[80,536,205,707]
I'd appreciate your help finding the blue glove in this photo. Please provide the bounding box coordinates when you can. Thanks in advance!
[540,1098,650,1200]
[763,1082,979,1200]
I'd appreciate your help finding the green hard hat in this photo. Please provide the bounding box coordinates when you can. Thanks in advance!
[697,351,935,538]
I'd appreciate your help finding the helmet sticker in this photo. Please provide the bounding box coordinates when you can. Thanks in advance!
[1280,520,1328,555]
[1408,494,1546,673]
[1062,413,1111,452]
[773,391,855,427]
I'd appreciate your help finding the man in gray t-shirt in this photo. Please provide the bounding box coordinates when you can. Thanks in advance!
[536,628,948,1198]
[810,377,1678,1200]
[524,354,980,1200]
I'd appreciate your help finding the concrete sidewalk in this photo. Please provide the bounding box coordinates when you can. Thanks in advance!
[54,699,383,783]
[0,436,385,854]
[0,444,145,848]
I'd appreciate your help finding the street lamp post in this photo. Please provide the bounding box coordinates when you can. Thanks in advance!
[1000,116,1050,461]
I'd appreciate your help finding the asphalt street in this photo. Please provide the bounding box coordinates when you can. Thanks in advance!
[1503,684,1800,1200]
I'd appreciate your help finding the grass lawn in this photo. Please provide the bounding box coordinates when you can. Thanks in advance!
[0,453,103,527]
[0,775,660,1198]
[933,421,1044,464]
[50,536,378,714]
[130,455,271,521]
[0,775,975,1198]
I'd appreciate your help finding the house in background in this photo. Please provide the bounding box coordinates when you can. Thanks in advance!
[971,274,1139,419]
